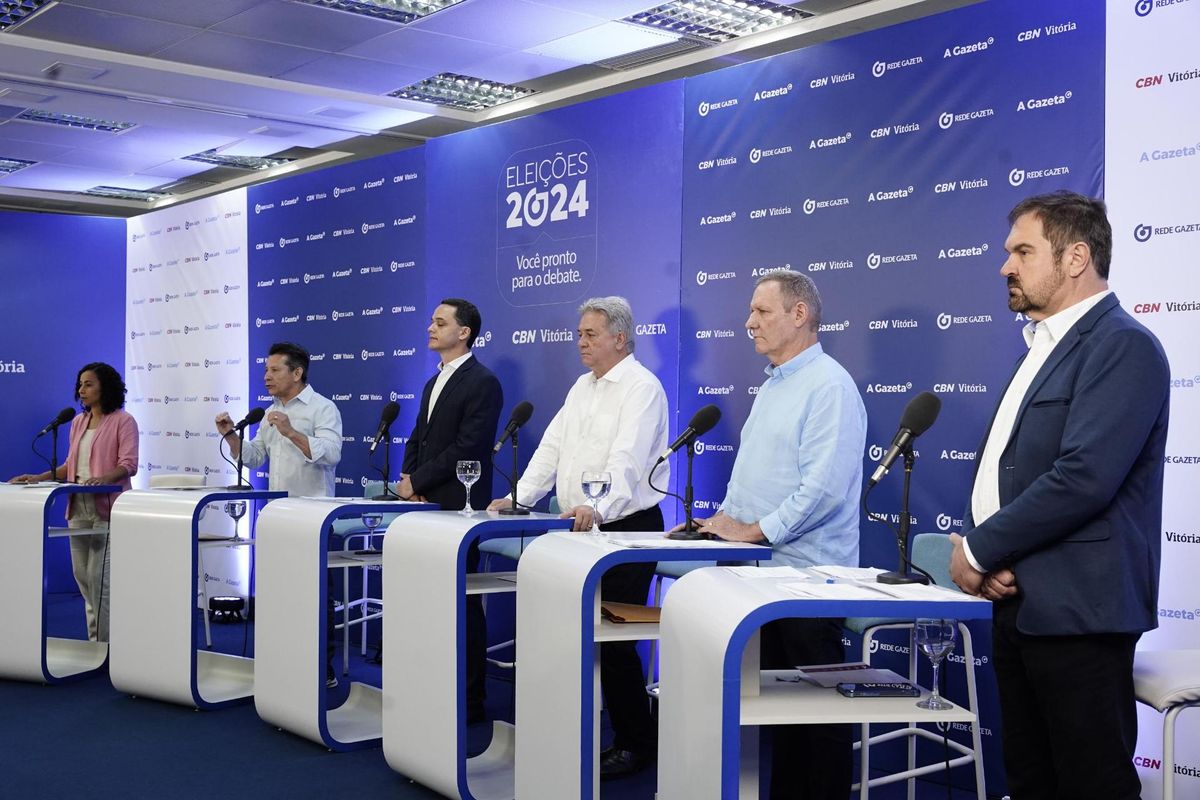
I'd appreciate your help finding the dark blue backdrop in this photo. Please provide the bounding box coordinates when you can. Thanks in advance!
[0,211,125,589]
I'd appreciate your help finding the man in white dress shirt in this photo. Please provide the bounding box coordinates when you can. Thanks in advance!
[488,296,669,779]
[216,341,344,686]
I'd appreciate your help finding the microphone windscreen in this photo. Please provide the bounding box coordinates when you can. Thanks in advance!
[900,392,941,437]
[55,407,76,425]
[510,400,534,426]
[689,404,722,437]
[245,406,266,425]
[380,400,400,425]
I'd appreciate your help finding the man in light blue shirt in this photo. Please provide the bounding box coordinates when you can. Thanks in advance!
[695,270,866,800]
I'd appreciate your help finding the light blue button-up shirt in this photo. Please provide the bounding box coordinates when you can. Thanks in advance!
[720,343,867,569]
[240,384,342,497]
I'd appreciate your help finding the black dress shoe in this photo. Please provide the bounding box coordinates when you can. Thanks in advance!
[599,748,651,780]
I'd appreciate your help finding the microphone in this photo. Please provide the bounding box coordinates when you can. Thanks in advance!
[37,407,76,437]
[232,407,266,433]
[369,401,401,454]
[657,404,721,462]
[868,392,941,486]
[493,401,533,454]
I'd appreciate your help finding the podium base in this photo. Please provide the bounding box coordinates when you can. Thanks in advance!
[877,570,930,585]
[225,482,254,490]
[370,493,401,502]
[498,507,530,516]
[667,528,708,541]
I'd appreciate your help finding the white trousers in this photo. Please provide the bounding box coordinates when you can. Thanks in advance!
[68,497,110,642]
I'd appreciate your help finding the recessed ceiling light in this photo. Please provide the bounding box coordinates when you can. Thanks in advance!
[182,149,297,170]
[388,73,534,111]
[16,109,136,133]
[84,185,170,202]
[293,0,465,24]
[0,0,51,31]
[626,0,808,44]
[0,156,36,175]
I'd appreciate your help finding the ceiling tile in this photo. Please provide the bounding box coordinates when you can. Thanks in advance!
[522,0,661,16]
[153,31,324,77]
[0,138,74,162]
[212,0,400,52]
[9,5,199,56]
[527,21,678,63]
[277,54,431,95]
[412,0,604,50]
[471,50,582,84]
[46,147,171,173]
[0,119,129,148]
[0,162,143,192]
[134,160,216,180]
[342,26,507,71]
[59,0,270,29]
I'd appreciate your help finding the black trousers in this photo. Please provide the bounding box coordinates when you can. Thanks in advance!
[599,504,664,756]
[465,541,486,714]
[760,616,852,800]
[992,600,1141,800]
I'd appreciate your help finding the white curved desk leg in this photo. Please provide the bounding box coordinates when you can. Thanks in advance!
[0,486,108,682]
[384,511,570,800]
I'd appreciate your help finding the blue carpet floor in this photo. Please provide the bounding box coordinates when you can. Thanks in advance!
[0,593,991,798]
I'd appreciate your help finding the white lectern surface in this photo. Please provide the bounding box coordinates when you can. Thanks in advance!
[513,531,769,800]
[656,567,991,800]
[383,510,572,800]
[0,483,119,683]
[108,487,283,708]
[254,497,435,751]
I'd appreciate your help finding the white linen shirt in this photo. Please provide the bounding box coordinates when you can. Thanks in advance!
[240,384,343,497]
[513,354,669,523]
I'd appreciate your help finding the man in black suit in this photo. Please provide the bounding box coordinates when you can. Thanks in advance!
[399,298,503,723]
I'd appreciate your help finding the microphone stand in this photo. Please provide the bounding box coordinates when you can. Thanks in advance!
[667,440,706,540]
[371,429,400,501]
[498,430,529,516]
[226,428,253,490]
[48,424,65,484]
[877,446,929,585]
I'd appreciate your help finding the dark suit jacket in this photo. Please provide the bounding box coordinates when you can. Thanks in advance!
[962,294,1169,636]
[402,355,503,510]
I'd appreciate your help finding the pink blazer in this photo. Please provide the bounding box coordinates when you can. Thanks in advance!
[65,408,139,521]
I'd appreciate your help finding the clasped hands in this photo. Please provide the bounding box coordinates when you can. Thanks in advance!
[949,532,1018,601]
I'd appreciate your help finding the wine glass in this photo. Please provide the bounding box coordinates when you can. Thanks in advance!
[224,500,247,541]
[456,460,481,515]
[580,471,611,538]
[915,618,957,710]
[361,512,384,549]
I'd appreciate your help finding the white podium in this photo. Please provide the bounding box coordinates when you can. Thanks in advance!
[382,510,572,800]
[253,497,436,751]
[656,568,992,800]
[0,483,120,683]
[108,487,284,709]
[513,532,769,800]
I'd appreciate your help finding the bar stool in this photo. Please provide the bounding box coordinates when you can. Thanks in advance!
[1133,649,1200,800]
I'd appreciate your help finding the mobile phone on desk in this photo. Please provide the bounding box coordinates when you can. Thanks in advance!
[836,682,920,698]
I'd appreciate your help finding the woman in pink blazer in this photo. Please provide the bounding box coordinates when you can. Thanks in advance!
[9,362,139,641]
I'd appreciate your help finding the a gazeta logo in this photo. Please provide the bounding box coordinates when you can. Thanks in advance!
[937,312,954,330]
[1008,168,1026,187]
[692,439,705,456]
[1134,0,1153,16]
[698,101,710,117]
[696,271,708,286]
[1134,223,1153,243]
[872,61,887,78]
[803,198,817,214]
[749,148,762,164]
[867,253,882,270]
[938,112,955,130]
[868,444,885,461]
[936,513,953,531]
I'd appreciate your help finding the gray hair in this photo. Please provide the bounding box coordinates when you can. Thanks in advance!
[578,296,635,354]
[755,270,822,330]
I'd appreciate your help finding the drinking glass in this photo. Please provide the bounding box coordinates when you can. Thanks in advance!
[224,500,247,540]
[456,460,481,515]
[361,512,384,548]
[580,471,611,537]
[915,618,957,710]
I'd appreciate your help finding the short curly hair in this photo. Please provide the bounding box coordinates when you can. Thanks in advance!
[76,362,127,414]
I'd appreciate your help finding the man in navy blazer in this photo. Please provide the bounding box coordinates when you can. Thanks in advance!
[950,191,1169,799]
[400,298,503,722]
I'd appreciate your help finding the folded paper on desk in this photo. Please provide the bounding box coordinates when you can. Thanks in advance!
[600,602,661,624]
